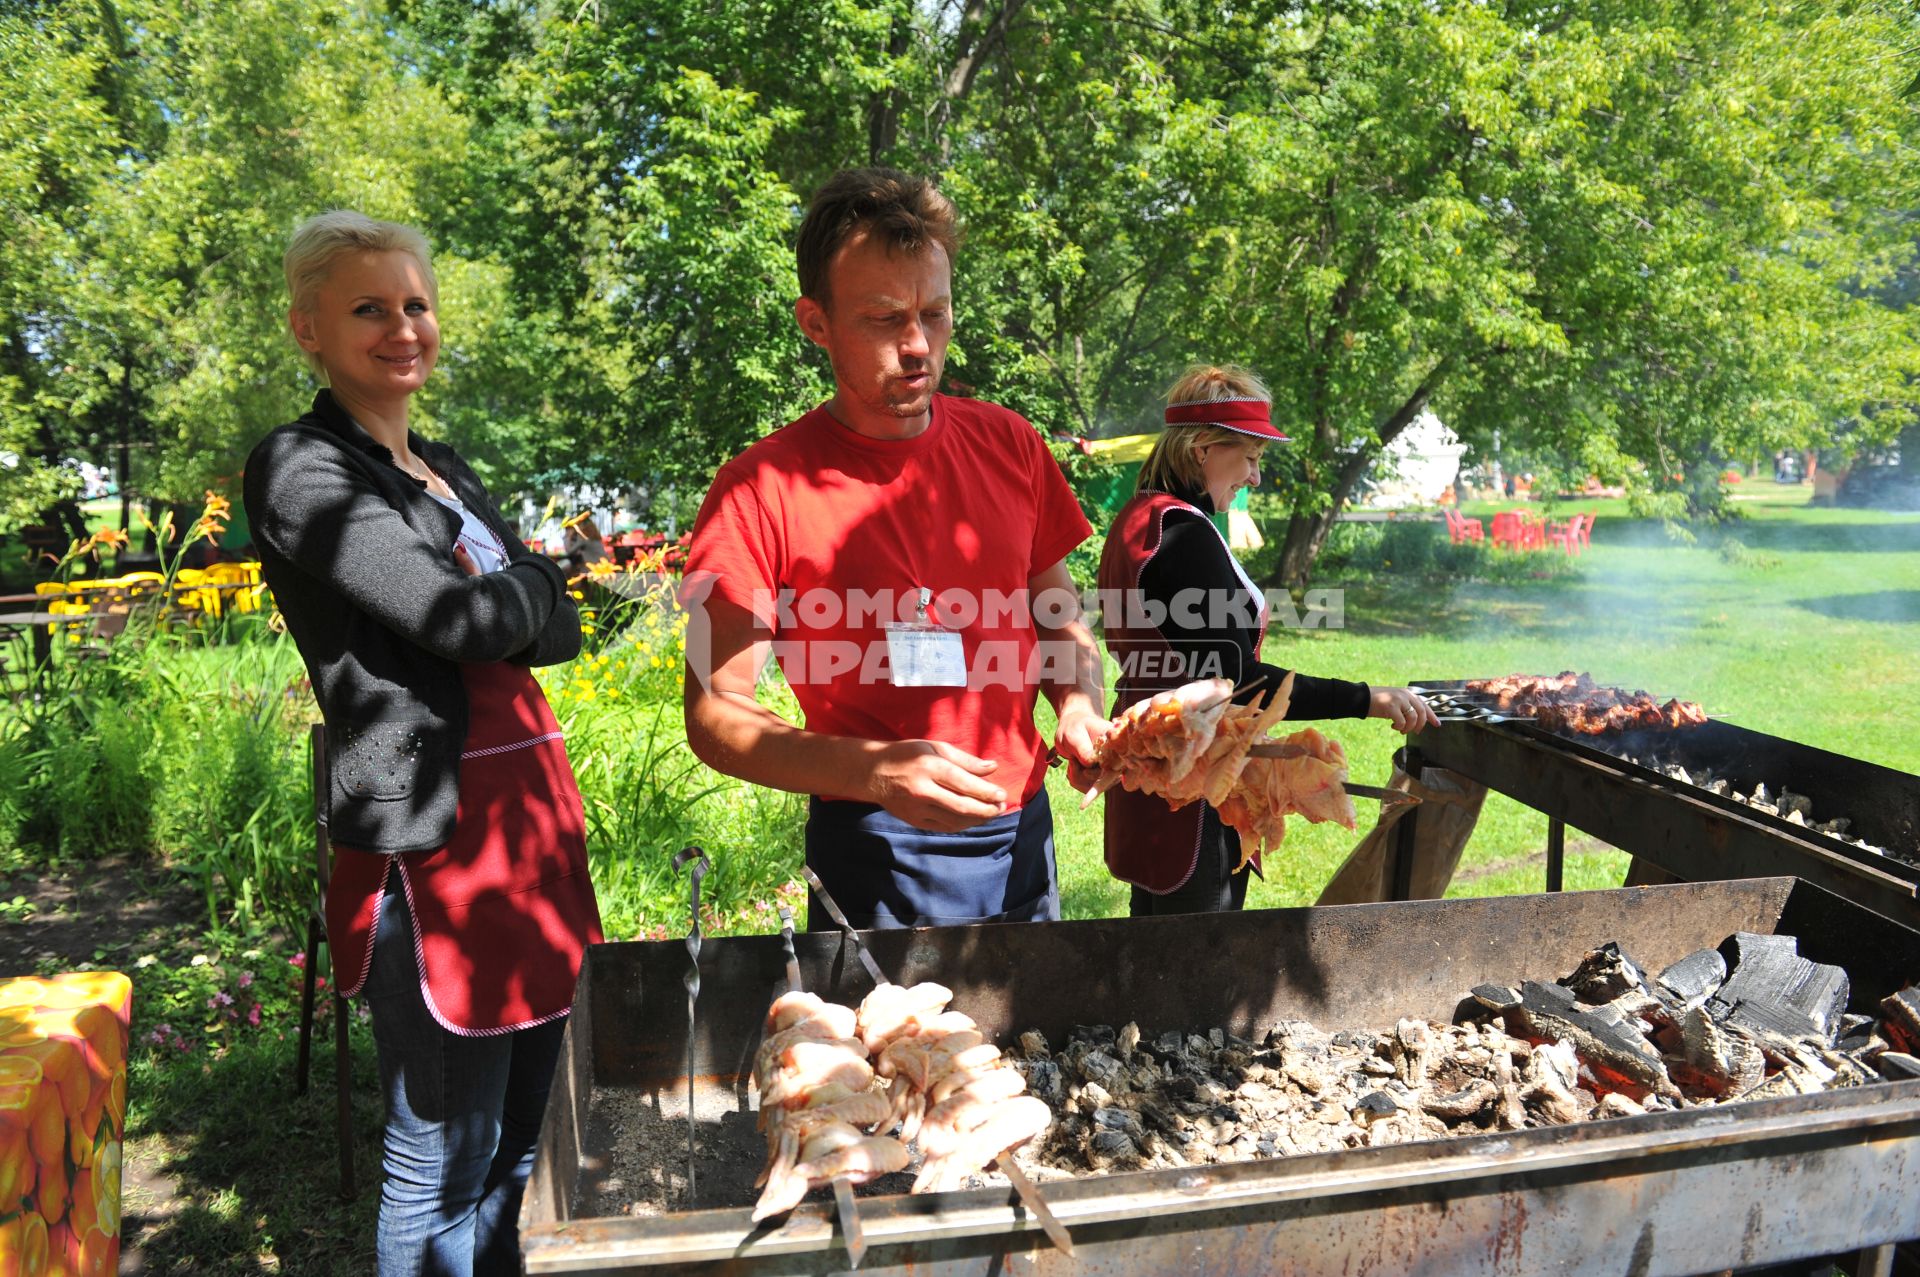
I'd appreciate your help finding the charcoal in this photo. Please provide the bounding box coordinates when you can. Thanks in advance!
[1470,984,1522,1012]
[1877,1052,1920,1081]
[1420,1079,1497,1119]
[1018,1057,1064,1105]
[1017,1029,1049,1058]
[1092,1107,1144,1141]
[1708,932,1849,1045]
[1072,1024,1117,1048]
[1080,1049,1126,1091]
[1881,986,1920,1055]
[1656,948,1727,1008]
[1594,1092,1645,1120]
[1147,1029,1187,1062]
[1835,1013,1878,1054]
[1562,943,1655,1006]
[1669,1006,1764,1097]
[1505,980,1679,1100]
[1391,1018,1435,1087]
[1521,1041,1586,1125]
[1117,1021,1141,1060]
[1353,1091,1399,1125]
[1089,1129,1138,1161]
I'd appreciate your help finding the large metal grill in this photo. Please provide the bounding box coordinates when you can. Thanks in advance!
[520,877,1920,1275]
[1403,680,1920,925]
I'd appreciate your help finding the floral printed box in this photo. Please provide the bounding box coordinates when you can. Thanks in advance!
[0,972,129,1277]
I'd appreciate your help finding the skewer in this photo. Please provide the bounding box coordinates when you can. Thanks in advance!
[832,1177,868,1268]
[778,904,801,995]
[799,865,1077,1260]
[1343,783,1421,807]
[773,893,867,1265]
[799,865,887,986]
[671,846,710,1208]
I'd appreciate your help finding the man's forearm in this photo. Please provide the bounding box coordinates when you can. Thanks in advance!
[1038,618,1104,718]
[684,683,880,800]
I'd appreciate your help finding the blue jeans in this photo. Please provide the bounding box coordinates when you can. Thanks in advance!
[361,874,568,1276]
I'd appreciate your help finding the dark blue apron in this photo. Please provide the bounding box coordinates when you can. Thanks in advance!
[803,788,1061,929]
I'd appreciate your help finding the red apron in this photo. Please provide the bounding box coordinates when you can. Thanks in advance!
[1097,492,1269,894]
[328,662,602,1035]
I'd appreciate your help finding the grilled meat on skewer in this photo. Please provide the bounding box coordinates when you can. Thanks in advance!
[1463,672,1708,735]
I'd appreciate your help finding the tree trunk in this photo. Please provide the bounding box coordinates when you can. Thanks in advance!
[1276,509,1342,591]
[866,18,910,162]
[1266,356,1454,590]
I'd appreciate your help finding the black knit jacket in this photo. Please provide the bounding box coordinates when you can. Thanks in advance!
[244,389,580,852]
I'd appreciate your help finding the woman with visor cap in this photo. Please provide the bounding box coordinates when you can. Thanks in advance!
[1092,364,1438,916]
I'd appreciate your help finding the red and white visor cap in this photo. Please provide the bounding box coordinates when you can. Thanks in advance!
[1163,398,1290,443]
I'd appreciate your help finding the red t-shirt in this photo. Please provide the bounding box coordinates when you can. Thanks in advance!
[684,395,1092,810]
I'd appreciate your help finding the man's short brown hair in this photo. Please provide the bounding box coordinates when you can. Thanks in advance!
[795,167,960,304]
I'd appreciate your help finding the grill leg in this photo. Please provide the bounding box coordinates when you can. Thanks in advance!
[1387,747,1423,902]
[1546,818,1565,893]
[1851,1243,1894,1277]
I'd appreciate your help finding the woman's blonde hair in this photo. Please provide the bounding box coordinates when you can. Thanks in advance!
[283,210,437,375]
[1135,364,1272,496]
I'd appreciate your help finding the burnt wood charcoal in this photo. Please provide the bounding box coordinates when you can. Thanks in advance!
[1670,1006,1766,1097]
[1835,1014,1878,1054]
[1421,1079,1498,1119]
[1881,986,1920,1055]
[1562,943,1657,1005]
[1707,932,1849,1045]
[1470,984,1522,1013]
[1657,948,1729,1008]
[1877,1052,1920,1081]
[1020,932,1893,1187]
[1504,980,1680,1100]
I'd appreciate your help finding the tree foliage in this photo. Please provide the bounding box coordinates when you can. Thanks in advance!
[4,0,1916,581]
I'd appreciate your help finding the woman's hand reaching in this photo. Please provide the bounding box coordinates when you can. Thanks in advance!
[1368,686,1440,734]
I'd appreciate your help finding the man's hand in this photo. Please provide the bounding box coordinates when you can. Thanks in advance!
[1053,702,1110,770]
[1369,686,1441,734]
[866,739,1006,832]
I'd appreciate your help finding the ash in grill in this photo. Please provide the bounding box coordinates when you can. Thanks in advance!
[1016,935,1918,1176]
[1631,756,1907,866]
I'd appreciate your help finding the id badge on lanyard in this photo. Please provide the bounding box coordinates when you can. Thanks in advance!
[883,587,967,688]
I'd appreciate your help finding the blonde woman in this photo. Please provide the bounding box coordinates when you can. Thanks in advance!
[1094,365,1436,915]
[244,211,601,1274]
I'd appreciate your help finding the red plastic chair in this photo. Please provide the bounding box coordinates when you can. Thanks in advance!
[1579,511,1596,553]
[1490,511,1525,550]
[1444,508,1484,544]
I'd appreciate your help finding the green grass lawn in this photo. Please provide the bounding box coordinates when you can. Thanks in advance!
[1046,484,1920,918]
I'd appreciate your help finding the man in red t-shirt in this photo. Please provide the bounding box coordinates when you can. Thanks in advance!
[681,167,1107,928]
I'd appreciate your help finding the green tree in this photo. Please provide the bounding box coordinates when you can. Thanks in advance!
[0,0,564,539]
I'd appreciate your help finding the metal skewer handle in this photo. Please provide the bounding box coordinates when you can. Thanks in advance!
[799,865,886,986]
[672,845,710,1208]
